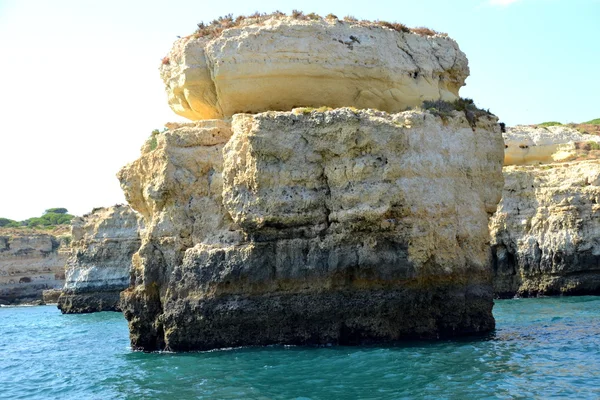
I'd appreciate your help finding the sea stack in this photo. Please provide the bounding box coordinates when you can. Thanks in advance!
[119,14,505,351]
[57,205,143,313]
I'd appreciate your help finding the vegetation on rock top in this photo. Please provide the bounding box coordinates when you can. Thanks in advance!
[537,121,562,127]
[0,208,74,230]
[422,98,495,128]
[535,118,600,136]
[187,11,445,41]
[143,128,168,153]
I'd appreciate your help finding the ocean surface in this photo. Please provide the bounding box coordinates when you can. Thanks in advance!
[1,297,600,400]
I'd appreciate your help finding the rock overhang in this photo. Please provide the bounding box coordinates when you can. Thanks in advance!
[160,16,469,120]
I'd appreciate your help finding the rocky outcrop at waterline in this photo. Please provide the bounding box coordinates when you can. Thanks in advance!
[119,109,504,351]
[491,125,600,297]
[0,228,69,305]
[117,15,504,351]
[57,205,143,313]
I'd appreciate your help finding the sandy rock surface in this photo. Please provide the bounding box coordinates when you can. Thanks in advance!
[160,17,468,120]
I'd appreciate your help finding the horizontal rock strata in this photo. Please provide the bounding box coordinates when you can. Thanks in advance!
[119,109,504,351]
[160,17,468,120]
[58,205,143,313]
[0,229,68,305]
[491,160,600,297]
[503,125,600,166]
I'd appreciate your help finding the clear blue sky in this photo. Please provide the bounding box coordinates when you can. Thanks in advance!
[0,0,598,220]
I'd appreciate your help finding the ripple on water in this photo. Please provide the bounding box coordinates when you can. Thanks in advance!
[1,298,600,399]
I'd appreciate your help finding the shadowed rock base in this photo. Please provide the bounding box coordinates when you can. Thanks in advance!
[122,280,494,352]
[58,290,122,313]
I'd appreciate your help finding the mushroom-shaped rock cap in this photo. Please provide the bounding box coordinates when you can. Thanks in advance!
[160,16,469,120]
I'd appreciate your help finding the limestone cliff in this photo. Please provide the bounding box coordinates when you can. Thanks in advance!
[491,124,600,297]
[503,125,600,166]
[119,108,504,351]
[0,227,69,305]
[57,205,143,313]
[160,16,468,120]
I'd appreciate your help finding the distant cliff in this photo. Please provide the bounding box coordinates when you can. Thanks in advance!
[503,125,600,166]
[58,205,143,313]
[0,227,69,305]
[491,124,600,297]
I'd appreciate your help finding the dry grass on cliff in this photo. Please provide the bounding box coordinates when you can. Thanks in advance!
[562,142,600,162]
[422,98,495,128]
[189,12,445,40]
[535,120,600,136]
[0,225,70,237]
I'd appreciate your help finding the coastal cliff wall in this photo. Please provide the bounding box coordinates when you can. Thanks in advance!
[118,16,504,351]
[0,228,69,305]
[491,125,600,297]
[58,205,143,313]
[119,109,504,351]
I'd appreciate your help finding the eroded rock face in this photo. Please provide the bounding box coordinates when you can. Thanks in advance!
[160,17,468,120]
[119,109,504,351]
[490,161,600,297]
[0,229,68,304]
[57,205,143,313]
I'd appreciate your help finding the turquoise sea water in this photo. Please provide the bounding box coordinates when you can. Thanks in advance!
[1,297,600,399]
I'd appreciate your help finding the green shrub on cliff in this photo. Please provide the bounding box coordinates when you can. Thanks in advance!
[0,218,17,227]
[45,208,68,214]
[0,209,74,229]
[422,98,494,128]
[23,212,73,228]
[584,118,600,125]
[144,128,168,153]
[148,129,160,151]
[587,141,600,151]
[537,121,563,127]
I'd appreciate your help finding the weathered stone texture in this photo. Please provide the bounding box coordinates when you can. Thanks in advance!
[119,109,504,351]
[160,17,468,120]
[490,161,600,297]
